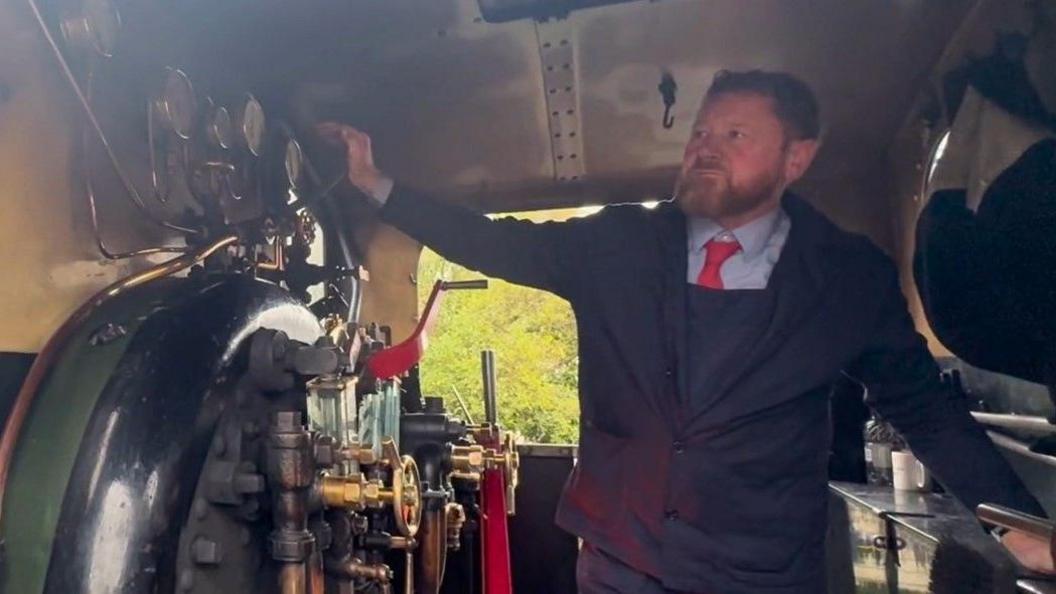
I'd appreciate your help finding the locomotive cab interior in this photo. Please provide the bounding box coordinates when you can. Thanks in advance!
[2,0,1056,592]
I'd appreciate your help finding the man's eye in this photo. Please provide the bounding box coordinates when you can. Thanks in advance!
[728,130,746,139]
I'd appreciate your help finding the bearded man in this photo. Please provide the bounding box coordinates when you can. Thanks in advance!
[318,70,1051,594]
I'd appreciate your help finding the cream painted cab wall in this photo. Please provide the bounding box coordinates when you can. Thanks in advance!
[0,0,159,353]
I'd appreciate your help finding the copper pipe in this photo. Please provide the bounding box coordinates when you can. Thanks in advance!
[325,557,392,582]
[280,562,307,594]
[309,550,325,594]
[404,549,414,594]
[0,235,238,528]
[417,508,446,594]
[256,239,285,271]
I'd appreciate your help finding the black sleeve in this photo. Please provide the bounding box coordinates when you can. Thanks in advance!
[847,257,1046,518]
[378,184,595,300]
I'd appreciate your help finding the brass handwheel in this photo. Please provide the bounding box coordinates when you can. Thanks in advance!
[382,438,422,538]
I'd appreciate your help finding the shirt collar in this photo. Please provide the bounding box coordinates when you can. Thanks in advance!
[687,207,784,260]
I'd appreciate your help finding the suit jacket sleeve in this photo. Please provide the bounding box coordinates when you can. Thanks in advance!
[378,184,594,299]
[847,256,1046,518]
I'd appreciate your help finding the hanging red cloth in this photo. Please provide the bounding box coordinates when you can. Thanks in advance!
[480,467,513,594]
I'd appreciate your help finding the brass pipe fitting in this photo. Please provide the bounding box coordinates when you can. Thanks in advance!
[319,474,385,511]
[446,503,467,551]
[450,445,486,481]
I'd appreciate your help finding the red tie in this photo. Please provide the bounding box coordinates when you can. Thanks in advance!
[696,238,741,289]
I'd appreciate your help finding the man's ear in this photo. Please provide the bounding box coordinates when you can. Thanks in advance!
[784,139,820,184]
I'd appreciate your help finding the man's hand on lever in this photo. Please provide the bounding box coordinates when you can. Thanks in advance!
[316,122,388,201]
[1002,530,1056,574]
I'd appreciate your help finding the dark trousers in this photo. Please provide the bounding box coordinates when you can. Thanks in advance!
[577,542,700,594]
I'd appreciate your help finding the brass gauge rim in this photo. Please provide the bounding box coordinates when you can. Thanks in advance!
[237,94,266,156]
[154,68,197,140]
[285,138,303,190]
[206,105,234,150]
[60,0,122,58]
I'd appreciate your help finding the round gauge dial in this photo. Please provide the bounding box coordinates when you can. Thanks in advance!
[285,138,303,189]
[207,105,234,150]
[155,69,197,140]
[61,0,121,58]
[239,95,266,156]
[84,0,121,57]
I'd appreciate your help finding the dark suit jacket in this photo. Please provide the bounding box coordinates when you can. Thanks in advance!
[380,186,1044,593]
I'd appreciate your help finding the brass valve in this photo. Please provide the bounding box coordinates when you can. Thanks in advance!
[445,503,467,551]
[484,432,520,515]
[381,438,422,538]
[450,445,486,481]
[467,424,499,444]
[389,536,416,550]
[342,559,393,583]
[319,473,386,511]
[338,445,378,466]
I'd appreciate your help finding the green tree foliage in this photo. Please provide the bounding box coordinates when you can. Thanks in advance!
[416,245,580,444]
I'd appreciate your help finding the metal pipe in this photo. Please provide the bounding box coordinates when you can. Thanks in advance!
[1018,580,1056,594]
[986,431,1056,469]
[279,563,307,594]
[977,503,1054,541]
[25,0,199,235]
[441,280,489,291]
[451,386,476,425]
[0,234,238,528]
[481,350,497,425]
[971,412,1056,435]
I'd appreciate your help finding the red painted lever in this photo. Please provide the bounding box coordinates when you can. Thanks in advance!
[366,279,487,380]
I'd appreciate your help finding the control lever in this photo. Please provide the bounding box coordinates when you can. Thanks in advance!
[366,279,488,380]
[977,503,1056,567]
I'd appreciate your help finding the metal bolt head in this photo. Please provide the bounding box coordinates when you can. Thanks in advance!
[233,473,266,494]
[192,537,222,565]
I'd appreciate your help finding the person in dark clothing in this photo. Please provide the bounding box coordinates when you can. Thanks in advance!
[318,70,1053,593]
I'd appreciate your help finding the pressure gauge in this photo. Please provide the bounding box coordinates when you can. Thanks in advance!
[236,95,266,156]
[285,138,303,189]
[154,69,197,140]
[61,0,122,58]
[206,105,234,150]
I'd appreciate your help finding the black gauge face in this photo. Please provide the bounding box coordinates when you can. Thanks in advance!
[156,69,197,140]
[285,139,303,189]
[85,0,121,57]
[240,95,266,156]
[207,106,234,150]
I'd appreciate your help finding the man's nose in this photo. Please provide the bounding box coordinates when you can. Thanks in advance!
[688,138,721,161]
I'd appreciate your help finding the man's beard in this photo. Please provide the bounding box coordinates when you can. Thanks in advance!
[675,167,783,220]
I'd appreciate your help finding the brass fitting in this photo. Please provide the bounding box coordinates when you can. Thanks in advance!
[337,445,378,466]
[483,432,520,515]
[467,424,499,444]
[389,536,416,550]
[319,474,388,511]
[450,445,486,481]
[332,558,393,583]
[445,503,466,551]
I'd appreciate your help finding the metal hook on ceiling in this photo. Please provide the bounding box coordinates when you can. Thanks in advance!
[659,70,677,129]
